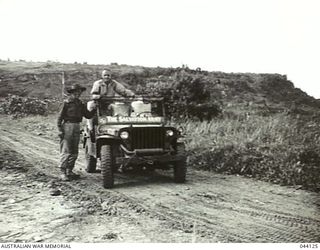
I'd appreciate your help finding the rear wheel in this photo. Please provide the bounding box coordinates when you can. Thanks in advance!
[100,144,114,188]
[85,143,96,173]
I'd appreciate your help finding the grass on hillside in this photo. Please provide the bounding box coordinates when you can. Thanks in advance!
[180,111,320,192]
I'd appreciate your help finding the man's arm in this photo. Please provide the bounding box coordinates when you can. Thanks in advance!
[81,102,96,119]
[113,80,135,97]
[57,103,66,132]
[90,80,102,99]
[90,81,101,94]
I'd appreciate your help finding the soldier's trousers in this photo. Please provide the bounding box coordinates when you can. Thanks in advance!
[59,122,80,172]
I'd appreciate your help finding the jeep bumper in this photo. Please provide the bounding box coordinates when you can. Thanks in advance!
[116,153,186,167]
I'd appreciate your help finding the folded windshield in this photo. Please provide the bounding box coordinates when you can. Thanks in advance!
[98,99,164,117]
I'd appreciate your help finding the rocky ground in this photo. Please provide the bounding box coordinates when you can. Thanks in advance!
[0,115,319,243]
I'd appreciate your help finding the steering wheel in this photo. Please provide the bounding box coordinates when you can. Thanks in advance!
[136,111,153,117]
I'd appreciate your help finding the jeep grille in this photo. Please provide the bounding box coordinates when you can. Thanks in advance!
[130,127,165,149]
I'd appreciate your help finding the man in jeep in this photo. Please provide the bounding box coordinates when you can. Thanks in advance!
[91,69,135,99]
[87,69,135,131]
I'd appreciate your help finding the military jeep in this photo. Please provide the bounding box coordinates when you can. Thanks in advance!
[83,96,186,188]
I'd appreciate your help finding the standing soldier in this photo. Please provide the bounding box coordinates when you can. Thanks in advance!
[57,84,96,181]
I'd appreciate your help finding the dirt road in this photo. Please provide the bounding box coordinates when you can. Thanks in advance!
[0,116,319,243]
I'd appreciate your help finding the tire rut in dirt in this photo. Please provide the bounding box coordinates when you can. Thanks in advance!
[231,207,320,242]
[174,196,320,242]
[3,128,58,147]
[1,134,59,166]
[109,187,320,242]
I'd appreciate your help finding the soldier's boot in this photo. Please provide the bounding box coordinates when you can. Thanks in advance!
[66,169,80,179]
[60,169,70,181]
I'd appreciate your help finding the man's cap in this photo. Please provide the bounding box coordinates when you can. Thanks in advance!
[66,84,86,93]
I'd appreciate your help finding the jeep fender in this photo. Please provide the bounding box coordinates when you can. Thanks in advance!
[96,136,120,158]
[176,142,185,151]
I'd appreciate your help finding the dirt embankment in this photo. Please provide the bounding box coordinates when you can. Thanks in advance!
[0,115,319,243]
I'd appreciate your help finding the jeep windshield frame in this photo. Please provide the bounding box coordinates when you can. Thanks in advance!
[97,96,165,118]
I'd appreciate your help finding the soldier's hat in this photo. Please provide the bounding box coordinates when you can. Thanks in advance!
[66,84,86,93]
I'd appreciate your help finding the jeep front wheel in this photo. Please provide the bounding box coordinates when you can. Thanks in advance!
[100,144,114,188]
[174,144,187,183]
[174,159,186,183]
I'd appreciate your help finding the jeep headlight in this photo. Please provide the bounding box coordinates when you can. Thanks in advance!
[120,131,129,139]
[98,125,117,135]
[166,129,174,137]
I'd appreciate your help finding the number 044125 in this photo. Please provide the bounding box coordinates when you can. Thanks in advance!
[300,244,318,249]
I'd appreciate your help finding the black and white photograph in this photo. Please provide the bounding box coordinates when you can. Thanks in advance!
[0,0,319,247]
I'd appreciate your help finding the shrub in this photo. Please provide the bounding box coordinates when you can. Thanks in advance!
[183,113,320,192]
[136,71,222,121]
[0,95,58,117]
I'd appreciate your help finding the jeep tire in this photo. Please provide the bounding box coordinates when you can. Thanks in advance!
[85,143,97,173]
[174,159,186,183]
[174,144,186,183]
[100,144,114,188]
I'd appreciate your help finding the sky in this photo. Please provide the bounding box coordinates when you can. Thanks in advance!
[0,0,319,98]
